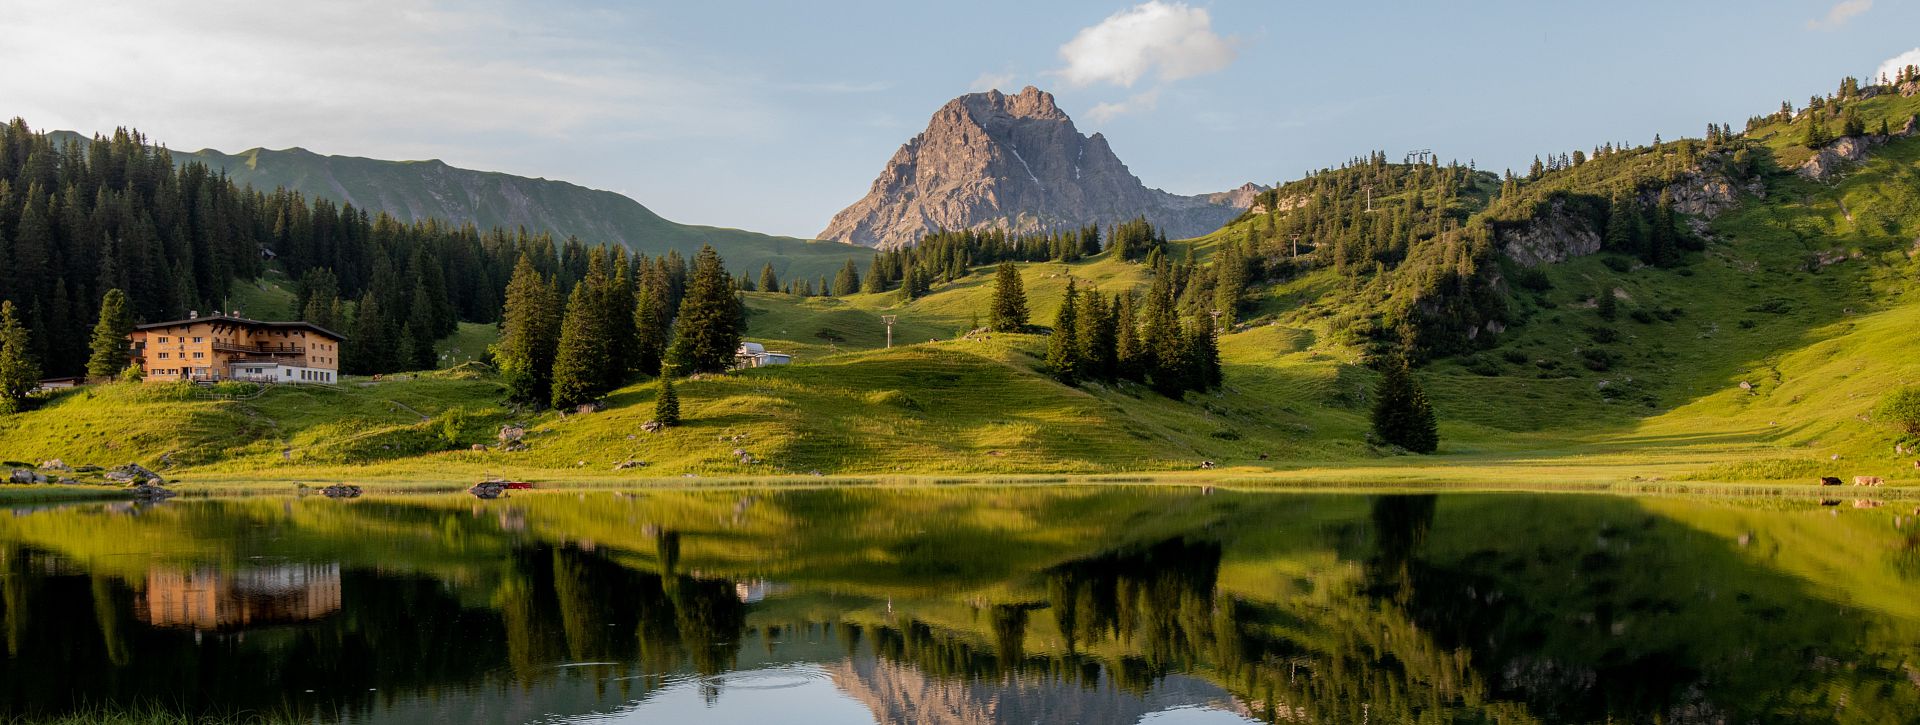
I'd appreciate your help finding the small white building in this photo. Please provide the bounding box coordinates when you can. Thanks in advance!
[734,342,792,369]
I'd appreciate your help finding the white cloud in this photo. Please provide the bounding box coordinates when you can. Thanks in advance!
[970,71,1017,92]
[1087,89,1161,123]
[1056,2,1235,88]
[0,0,767,163]
[1876,47,1920,83]
[1807,0,1871,30]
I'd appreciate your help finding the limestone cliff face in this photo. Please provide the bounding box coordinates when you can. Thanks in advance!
[820,86,1255,249]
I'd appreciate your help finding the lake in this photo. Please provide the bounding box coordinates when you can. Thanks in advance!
[1,487,1916,724]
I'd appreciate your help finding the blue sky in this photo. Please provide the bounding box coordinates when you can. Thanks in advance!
[3,1,1917,239]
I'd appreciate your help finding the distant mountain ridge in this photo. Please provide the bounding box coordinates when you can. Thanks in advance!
[820,86,1263,249]
[48,130,869,280]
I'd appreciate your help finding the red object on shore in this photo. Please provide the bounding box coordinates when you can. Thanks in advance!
[500,481,535,490]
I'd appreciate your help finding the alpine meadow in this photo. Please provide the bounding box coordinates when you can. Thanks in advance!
[4,3,1920,724]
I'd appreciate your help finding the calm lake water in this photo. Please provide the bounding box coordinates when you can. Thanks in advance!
[2,488,1917,724]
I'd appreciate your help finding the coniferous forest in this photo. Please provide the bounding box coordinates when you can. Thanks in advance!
[0,119,734,382]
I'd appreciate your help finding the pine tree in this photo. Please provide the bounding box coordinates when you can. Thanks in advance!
[1370,357,1439,454]
[1188,310,1222,391]
[492,256,562,406]
[1078,291,1116,381]
[666,245,744,375]
[551,272,613,409]
[1648,190,1679,267]
[86,289,134,379]
[0,301,43,414]
[1603,191,1638,255]
[1842,106,1867,137]
[346,291,394,375]
[833,259,861,296]
[863,256,889,293]
[653,374,681,426]
[605,249,638,382]
[1142,275,1184,396]
[633,271,670,377]
[759,264,779,295]
[1046,280,1081,384]
[1115,294,1143,382]
[988,262,1028,332]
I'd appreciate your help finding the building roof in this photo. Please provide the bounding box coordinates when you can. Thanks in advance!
[134,314,346,341]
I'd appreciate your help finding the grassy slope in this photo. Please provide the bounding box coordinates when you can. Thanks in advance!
[184,145,871,282]
[7,96,1920,488]
[49,130,872,282]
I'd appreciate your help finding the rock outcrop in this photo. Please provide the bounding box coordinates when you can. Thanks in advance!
[1497,198,1604,268]
[1799,136,1878,181]
[820,86,1257,249]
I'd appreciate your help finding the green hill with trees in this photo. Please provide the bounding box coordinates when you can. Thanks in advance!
[6,70,1920,489]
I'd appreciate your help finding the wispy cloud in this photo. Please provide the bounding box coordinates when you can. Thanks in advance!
[0,0,768,161]
[1056,1,1235,88]
[1087,89,1161,123]
[1876,47,1920,82]
[1807,0,1871,30]
[785,80,892,94]
[970,71,1017,92]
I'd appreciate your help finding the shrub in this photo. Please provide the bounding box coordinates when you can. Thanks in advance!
[1501,349,1530,365]
[1601,256,1633,273]
[1579,348,1615,371]
[1878,386,1920,436]
[1512,266,1552,292]
[1462,355,1503,377]
[1587,326,1619,344]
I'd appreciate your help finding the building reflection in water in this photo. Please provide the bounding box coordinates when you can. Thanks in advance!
[137,562,343,631]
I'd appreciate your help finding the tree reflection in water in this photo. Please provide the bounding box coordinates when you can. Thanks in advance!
[0,491,1914,724]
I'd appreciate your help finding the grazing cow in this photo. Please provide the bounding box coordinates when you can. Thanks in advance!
[1854,476,1885,487]
[1819,476,1843,486]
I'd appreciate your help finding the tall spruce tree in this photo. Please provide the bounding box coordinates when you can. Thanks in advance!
[1115,294,1143,382]
[667,245,744,375]
[758,264,779,295]
[1370,357,1439,453]
[492,255,561,406]
[633,269,670,377]
[86,289,134,379]
[346,291,393,375]
[1046,280,1081,384]
[1141,275,1184,396]
[833,259,861,296]
[653,375,681,426]
[862,256,889,293]
[988,262,1028,332]
[551,250,615,408]
[1078,291,1117,381]
[0,301,42,414]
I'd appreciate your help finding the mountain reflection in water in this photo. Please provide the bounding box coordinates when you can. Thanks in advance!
[0,488,1916,724]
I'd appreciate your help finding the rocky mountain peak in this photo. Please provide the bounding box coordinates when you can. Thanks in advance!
[819,87,1254,249]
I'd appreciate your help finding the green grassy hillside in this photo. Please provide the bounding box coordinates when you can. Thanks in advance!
[48,130,872,282]
[8,93,1920,489]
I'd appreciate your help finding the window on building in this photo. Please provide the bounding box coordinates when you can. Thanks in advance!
[157,337,168,343]
[192,337,204,343]
[158,352,170,359]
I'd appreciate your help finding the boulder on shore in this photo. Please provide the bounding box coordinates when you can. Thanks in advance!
[321,484,363,499]
[468,481,508,499]
[129,483,176,501]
